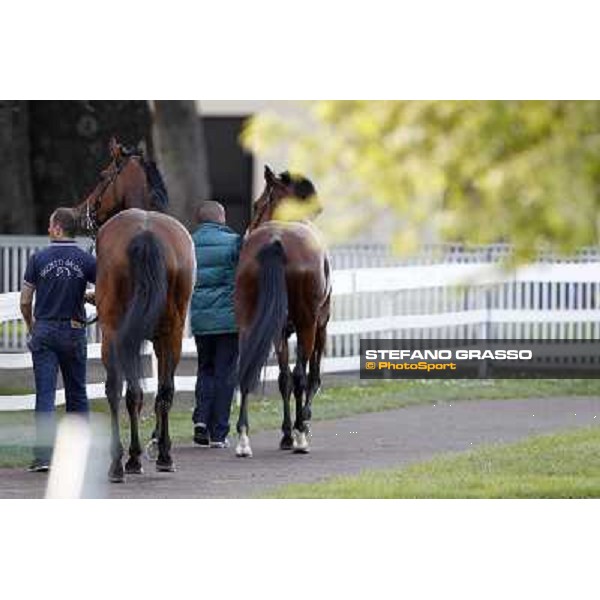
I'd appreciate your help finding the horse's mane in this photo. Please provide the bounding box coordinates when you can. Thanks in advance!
[279,171,317,200]
[117,143,169,211]
[142,159,169,210]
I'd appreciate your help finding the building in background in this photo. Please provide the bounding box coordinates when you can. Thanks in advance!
[199,101,299,234]
[199,101,404,244]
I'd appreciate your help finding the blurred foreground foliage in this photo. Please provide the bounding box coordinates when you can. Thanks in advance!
[242,101,600,260]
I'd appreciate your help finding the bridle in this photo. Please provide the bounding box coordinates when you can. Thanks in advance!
[84,155,131,239]
[249,185,277,232]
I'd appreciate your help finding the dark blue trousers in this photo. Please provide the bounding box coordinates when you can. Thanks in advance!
[29,321,89,463]
[192,333,238,442]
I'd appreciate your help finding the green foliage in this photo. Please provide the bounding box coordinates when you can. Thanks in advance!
[242,101,600,260]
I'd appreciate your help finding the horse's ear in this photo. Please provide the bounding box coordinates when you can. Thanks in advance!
[264,165,276,184]
[109,136,122,160]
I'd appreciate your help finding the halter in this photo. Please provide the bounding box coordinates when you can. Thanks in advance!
[85,155,131,239]
[250,185,276,231]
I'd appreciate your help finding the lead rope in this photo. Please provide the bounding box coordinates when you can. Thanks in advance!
[261,362,268,401]
[84,210,98,326]
[82,158,125,326]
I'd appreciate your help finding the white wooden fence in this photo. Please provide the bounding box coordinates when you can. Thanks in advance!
[2,236,600,410]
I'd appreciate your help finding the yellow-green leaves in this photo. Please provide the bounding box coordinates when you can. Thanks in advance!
[242,101,600,259]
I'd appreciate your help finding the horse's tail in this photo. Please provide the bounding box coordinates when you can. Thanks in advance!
[114,230,168,387]
[238,239,288,395]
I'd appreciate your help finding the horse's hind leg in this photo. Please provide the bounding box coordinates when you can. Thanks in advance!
[124,384,144,474]
[304,320,327,426]
[235,336,253,458]
[103,334,125,483]
[292,323,316,454]
[152,330,180,472]
[235,389,253,458]
[276,336,294,450]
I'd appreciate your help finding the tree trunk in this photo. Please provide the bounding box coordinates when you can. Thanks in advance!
[151,101,211,229]
[0,101,35,233]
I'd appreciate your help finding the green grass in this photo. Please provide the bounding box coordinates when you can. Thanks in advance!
[3,378,600,468]
[0,445,31,468]
[266,426,600,498]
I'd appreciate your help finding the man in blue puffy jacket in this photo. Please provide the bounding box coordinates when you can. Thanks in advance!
[190,201,241,448]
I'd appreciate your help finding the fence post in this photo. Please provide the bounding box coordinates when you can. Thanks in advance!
[478,246,494,378]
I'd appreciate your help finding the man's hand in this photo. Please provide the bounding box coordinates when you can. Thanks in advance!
[20,283,35,333]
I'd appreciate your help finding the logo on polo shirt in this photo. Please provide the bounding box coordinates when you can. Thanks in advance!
[40,258,85,279]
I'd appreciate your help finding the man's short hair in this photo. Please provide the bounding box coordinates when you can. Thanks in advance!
[51,208,77,237]
[195,201,226,224]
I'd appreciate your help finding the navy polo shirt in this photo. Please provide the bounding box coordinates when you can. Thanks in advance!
[23,240,96,323]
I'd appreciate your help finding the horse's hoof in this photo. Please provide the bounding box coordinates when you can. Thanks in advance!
[108,470,125,483]
[236,433,253,458]
[156,462,176,473]
[108,462,124,483]
[145,439,158,462]
[279,436,294,450]
[124,460,144,475]
[292,429,310,454]
[235,445,253,458]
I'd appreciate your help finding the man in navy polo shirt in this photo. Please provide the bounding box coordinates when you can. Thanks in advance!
[20,208,96,472]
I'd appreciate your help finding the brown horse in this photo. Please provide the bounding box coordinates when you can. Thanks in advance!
[235,166,331,457]
[74,138,195,482]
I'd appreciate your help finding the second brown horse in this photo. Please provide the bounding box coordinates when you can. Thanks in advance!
[235,167,331,457]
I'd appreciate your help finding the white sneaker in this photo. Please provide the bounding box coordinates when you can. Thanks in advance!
[210,439,230,449]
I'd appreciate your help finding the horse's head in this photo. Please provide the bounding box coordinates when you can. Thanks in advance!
[247,166,319,233]
[75,137,153,236]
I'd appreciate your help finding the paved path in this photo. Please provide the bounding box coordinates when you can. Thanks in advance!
[1,396,599,498]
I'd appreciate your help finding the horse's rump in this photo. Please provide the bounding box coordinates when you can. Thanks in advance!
[96,209,195,293]
[236,221,330,327]
[96,209,196,384]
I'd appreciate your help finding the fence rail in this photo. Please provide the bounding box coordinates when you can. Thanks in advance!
[2,238,600,410]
